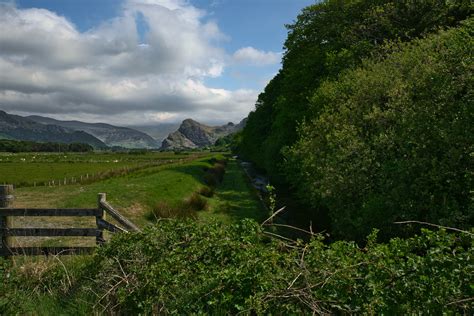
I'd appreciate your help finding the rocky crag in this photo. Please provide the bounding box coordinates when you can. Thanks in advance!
[161,118,246,150]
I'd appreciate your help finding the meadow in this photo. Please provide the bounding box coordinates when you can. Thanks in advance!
[0,152,200,187]
[2,151,265,248]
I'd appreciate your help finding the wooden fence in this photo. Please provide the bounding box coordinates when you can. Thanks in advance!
[0,185,140,257]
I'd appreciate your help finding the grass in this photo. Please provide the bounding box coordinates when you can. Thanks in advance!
[7,154,264,248]
[146,201,198,220]
[7,153,222,248]
[201,158,266,224]
[11,155,218,221]
[0,152,204,187]
[1,153,268,315]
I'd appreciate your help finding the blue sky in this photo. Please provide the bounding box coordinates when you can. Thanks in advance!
[1,0,315,125]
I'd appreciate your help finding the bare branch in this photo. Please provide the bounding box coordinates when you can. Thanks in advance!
[394,221,473,236]
[261,206,286,226]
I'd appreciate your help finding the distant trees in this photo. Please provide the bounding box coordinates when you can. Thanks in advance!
[237,0,473,241]
[0,140,94,152]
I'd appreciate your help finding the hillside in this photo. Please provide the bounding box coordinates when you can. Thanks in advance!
[28,116,160,149]
[0,111,106,149]
[161,118,246,150]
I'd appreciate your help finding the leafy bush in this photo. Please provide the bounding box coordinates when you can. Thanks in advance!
[5,220,470,314]
[286,19,474,241]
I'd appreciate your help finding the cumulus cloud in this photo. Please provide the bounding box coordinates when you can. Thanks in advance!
[0,0,258,125]
[232,47,281,66]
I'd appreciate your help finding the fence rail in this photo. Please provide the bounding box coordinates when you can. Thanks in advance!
[0,185,140,257]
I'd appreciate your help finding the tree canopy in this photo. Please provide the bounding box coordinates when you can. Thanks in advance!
[237,0,473,240]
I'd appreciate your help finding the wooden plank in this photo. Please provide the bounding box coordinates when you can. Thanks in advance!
[0,216,7,257]
[0,208,101,217]
[99,200,141,232]
[0,185,13,258]
[0,185,14,207]
[2,228,99,237]
[95,198,105,245]
[6,247,96,256]
[97,218,127,233]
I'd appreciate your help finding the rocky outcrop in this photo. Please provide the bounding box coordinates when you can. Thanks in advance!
[0,110,107,148]
[161,118,246,150]
[28,115,160,149]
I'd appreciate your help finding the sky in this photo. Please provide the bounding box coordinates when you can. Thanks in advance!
[0,0,314,126]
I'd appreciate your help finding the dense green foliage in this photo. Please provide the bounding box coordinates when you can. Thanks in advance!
[0,139,93,152]
[287,20,474,241]
[2,220,472,314]
[240,0,472,178]
[237,0,473,240]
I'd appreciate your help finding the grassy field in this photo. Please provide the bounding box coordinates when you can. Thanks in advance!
[4,151,264,248]
[0,152,200,187]
[1,152,266,315]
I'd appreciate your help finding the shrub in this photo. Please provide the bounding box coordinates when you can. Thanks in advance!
[216,159,227,166]
[147,201,197,220]
[202,158,227,187]
[203,172,218,187]
[184,192,208,211]
[3,221,473,314]
[8,220,467,315]
[198,186,214,198]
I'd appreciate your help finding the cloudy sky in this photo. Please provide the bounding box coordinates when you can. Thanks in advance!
[0,0,314,126]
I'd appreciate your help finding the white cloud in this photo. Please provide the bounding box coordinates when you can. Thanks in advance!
[232,46,281,66]
[0,1,257,125]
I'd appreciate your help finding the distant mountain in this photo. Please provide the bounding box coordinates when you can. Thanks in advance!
[28,116,160,149]
[0,110,107,148]
[129,123,180,142]
[161,118,246,150]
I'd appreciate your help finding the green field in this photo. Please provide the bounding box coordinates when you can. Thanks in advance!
[4,151,265,247]
[0,152,204,187]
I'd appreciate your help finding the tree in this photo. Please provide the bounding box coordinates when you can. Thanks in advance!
[239,0,472,183]
[287,20,474,241]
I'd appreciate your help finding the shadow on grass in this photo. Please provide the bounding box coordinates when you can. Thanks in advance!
[212,162,266,222]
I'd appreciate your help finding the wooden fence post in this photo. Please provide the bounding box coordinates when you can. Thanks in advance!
[0,185,14,257]
[96,193,106,245]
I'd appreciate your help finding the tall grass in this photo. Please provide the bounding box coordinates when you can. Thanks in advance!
[203,159,227,187]
[198,186,214,197]
[146,192,209,221]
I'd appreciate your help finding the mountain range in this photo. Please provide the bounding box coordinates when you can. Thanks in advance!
[0,110,107,148]
[0,110,246,150]
[28,115,160,149]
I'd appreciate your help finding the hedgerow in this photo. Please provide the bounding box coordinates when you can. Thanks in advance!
[4,220,471,314]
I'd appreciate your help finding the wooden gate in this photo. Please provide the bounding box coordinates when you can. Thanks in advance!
[0,185,140,257]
